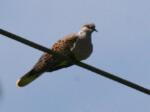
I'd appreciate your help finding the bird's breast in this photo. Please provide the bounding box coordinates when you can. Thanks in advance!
[72,38,93,61]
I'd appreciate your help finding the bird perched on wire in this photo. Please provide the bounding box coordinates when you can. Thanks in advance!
[16,23,97,87]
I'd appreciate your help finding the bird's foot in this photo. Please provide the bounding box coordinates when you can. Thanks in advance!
[69,53,79,64]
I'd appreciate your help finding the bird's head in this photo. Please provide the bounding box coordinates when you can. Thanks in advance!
[81,23,97,33]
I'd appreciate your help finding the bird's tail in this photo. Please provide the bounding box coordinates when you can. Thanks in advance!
[16,69,44,87]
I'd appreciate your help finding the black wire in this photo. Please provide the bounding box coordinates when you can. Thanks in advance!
[0,28,150,95]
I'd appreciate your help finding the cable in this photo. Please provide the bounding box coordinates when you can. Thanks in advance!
[0,28,150,95]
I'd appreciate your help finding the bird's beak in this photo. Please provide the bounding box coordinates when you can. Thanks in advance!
[94,28,98,32]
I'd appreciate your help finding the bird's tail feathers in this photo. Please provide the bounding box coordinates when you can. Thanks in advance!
[16,69,44,87]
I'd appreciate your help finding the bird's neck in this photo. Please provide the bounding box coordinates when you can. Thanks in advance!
[77,30,92,39]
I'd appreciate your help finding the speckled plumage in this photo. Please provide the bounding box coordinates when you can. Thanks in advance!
[33,33,78,72]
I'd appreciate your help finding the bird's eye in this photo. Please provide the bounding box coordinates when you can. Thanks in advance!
[86,25,91,29]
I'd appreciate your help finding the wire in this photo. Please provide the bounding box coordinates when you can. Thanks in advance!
[0,28,150,95]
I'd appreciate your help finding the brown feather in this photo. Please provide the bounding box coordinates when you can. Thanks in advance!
[17,34,78,87]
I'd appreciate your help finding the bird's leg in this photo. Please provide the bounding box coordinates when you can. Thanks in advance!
[68,52,79,64]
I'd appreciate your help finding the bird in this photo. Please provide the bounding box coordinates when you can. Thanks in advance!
[16,23,97,87]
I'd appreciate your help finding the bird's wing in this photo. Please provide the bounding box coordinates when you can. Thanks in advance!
[34,33,78,71]
[17,34,78,87]
[52,33,78,56]
[46,33,79,70]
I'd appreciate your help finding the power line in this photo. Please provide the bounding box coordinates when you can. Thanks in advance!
[0,28,150,95]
